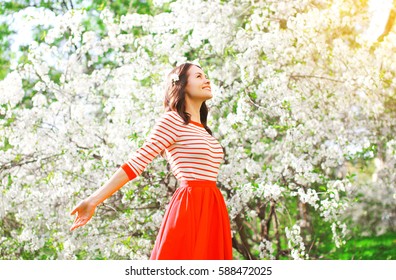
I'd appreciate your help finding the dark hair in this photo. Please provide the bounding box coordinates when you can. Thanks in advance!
[163,63,213,136]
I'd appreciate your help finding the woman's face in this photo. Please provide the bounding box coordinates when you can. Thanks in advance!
[184,65,212,101]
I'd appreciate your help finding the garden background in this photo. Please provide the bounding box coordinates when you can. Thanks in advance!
[0,0,395,260]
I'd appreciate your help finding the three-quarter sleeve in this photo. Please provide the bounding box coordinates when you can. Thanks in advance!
[121,112,178,181]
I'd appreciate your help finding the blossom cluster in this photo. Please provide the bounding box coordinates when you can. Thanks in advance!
[285,224,309,260]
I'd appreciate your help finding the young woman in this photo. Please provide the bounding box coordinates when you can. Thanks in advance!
[70,62,233,260]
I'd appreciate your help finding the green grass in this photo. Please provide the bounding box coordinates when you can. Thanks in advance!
[317,231,396,260]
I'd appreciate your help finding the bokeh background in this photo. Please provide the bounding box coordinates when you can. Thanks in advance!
[0,0,395,260]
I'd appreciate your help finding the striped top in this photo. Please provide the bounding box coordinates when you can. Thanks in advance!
[121,110,224,182]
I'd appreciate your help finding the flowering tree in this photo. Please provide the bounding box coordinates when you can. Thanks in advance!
[1,0,395,260]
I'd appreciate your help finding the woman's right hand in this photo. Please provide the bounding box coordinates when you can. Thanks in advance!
[70,199,97,231]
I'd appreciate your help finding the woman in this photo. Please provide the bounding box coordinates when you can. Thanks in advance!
[70,62,233,260]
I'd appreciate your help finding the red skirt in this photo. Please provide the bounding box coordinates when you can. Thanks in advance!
[150,180,233,260]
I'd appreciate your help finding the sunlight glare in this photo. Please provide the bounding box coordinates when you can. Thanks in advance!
[363,0,393,42]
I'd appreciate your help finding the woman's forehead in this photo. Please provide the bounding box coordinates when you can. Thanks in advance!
[189,66,205,76]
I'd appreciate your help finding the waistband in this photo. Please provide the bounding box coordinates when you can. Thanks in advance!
[179,180,217,188]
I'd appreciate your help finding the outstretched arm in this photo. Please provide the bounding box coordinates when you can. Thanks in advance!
[84,167,130,207]
[69,167,129,231]
[70,111,178,231]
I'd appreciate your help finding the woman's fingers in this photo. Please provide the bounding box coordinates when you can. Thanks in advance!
[70,210,82,231]
[73,213,79,223]
[70,207,78,215]
[70,220,83,231]
[70,201,83,215]
[70,200,95,231]
[70,214,90,231]
[70,217,80,231]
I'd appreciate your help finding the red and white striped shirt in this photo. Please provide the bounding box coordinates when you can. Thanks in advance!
[121,110,224,182]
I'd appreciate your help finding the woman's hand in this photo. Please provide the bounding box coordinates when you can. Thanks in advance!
[70,199,97,231]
